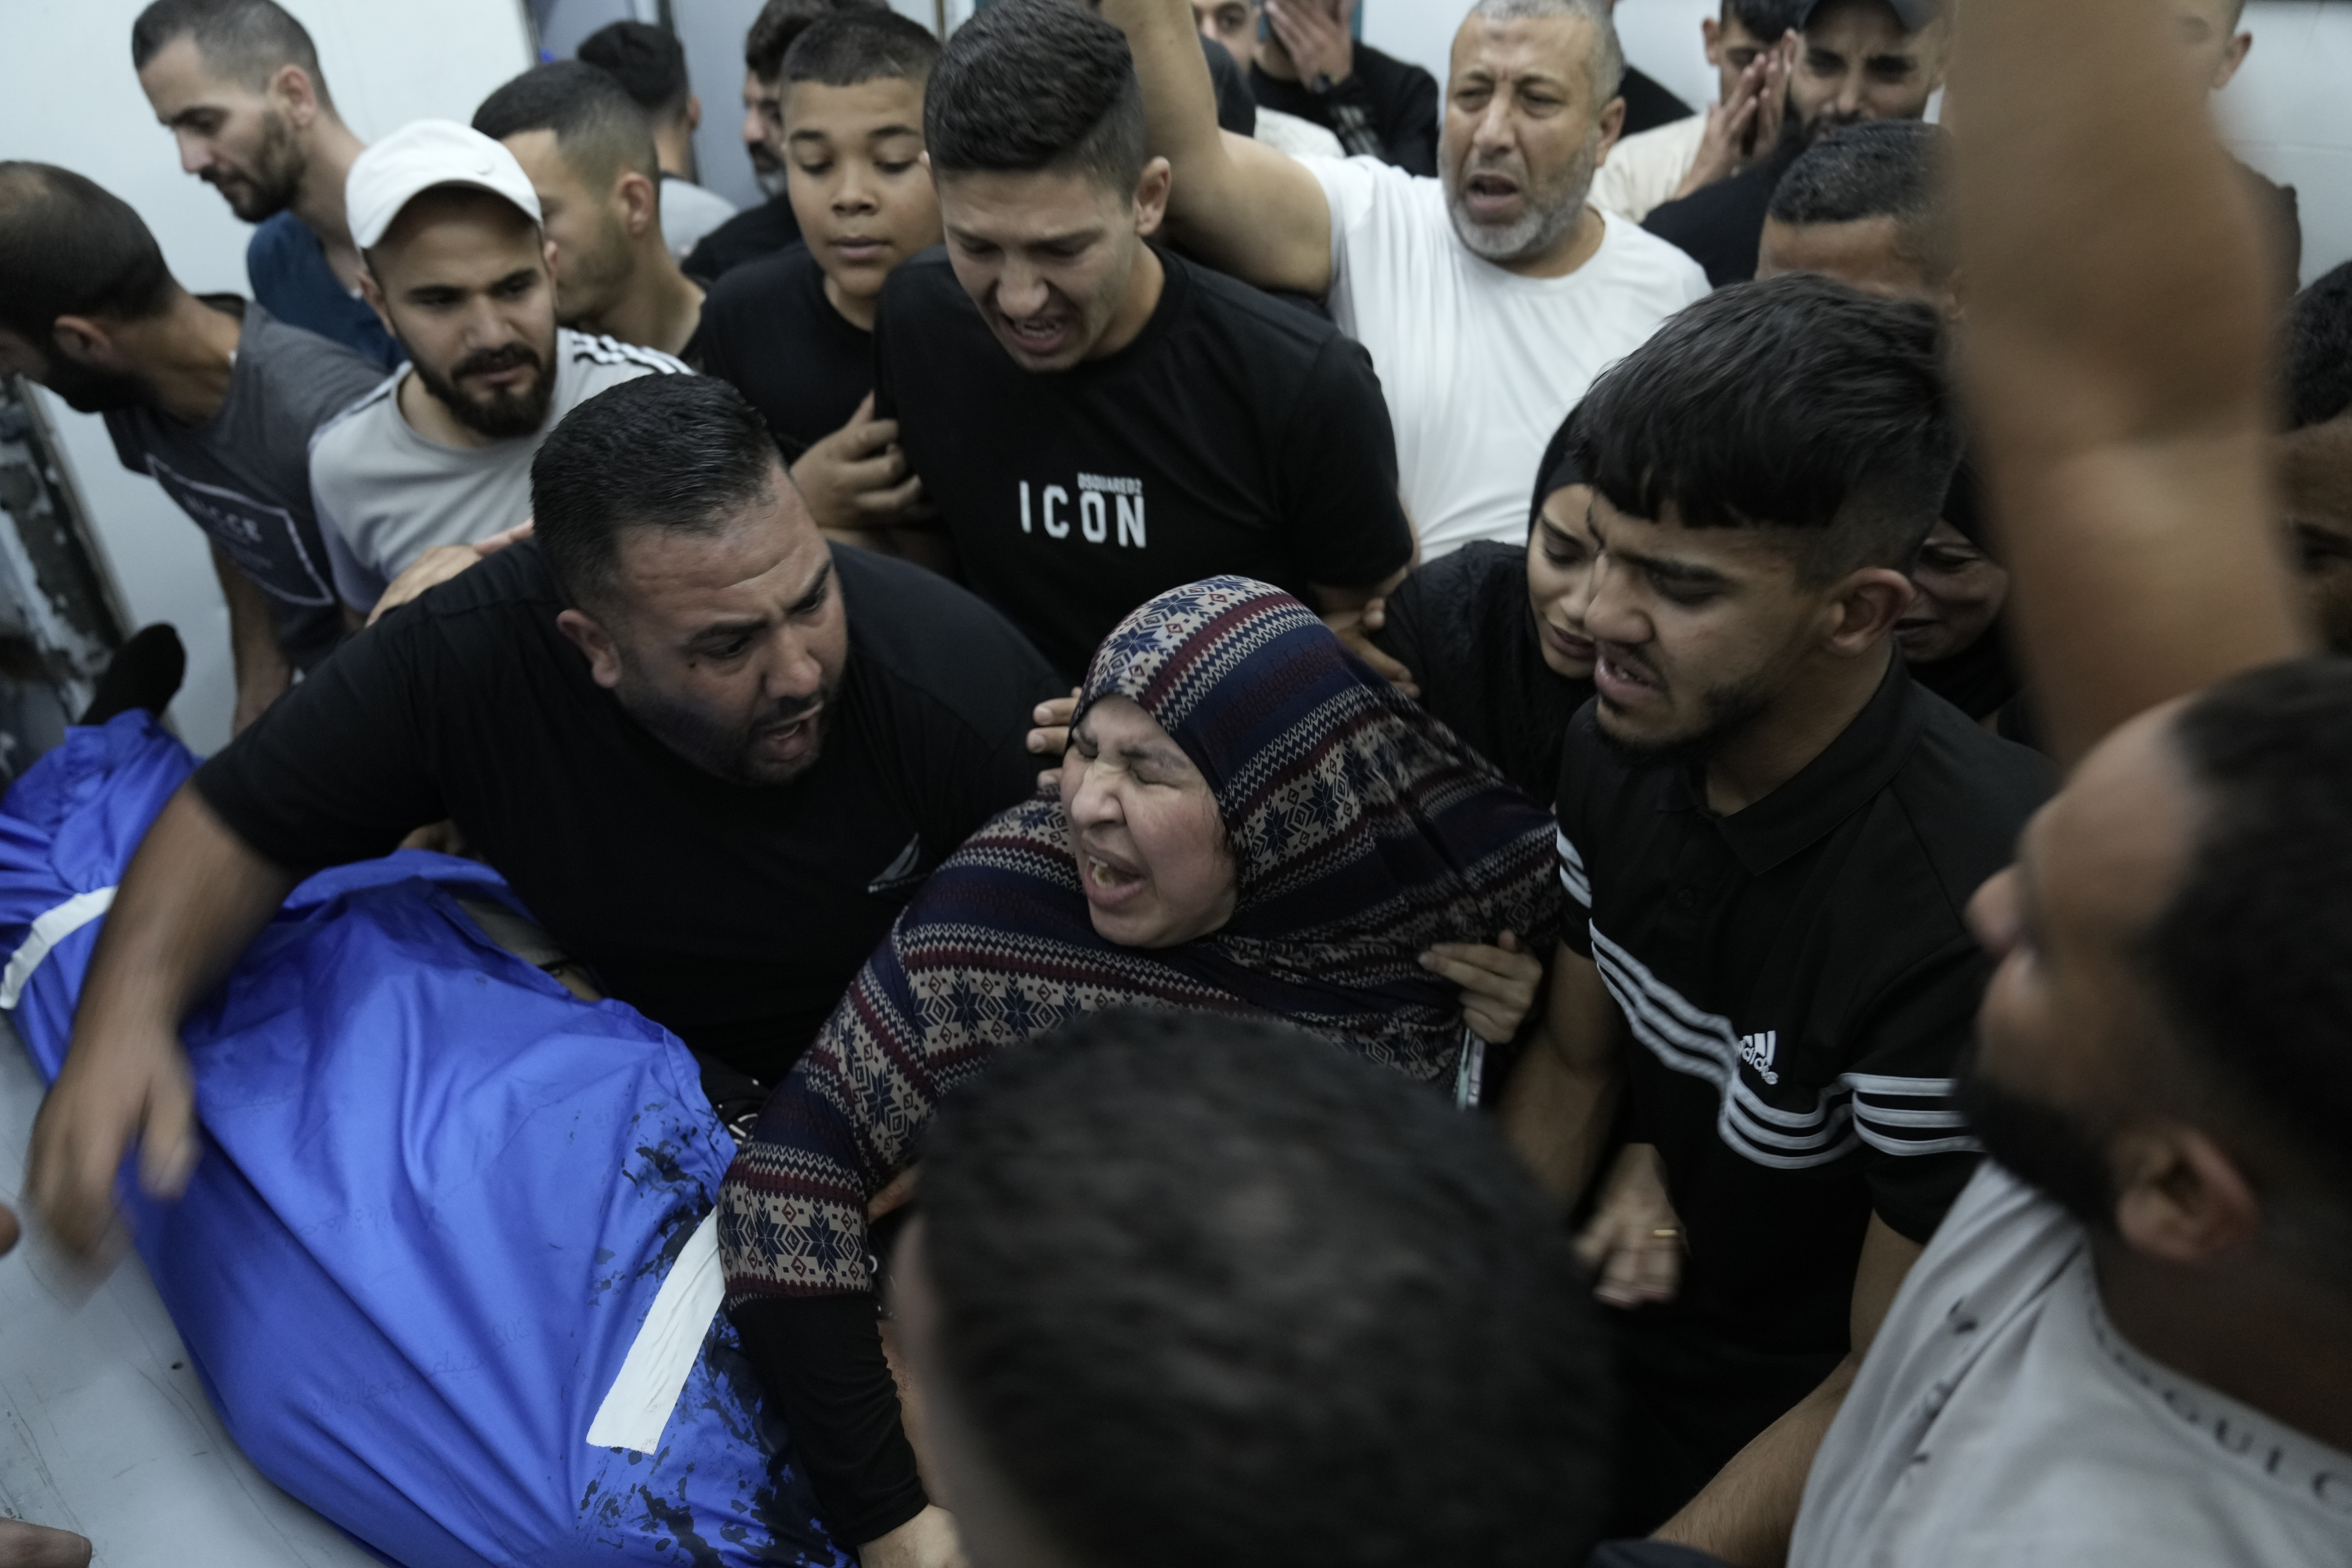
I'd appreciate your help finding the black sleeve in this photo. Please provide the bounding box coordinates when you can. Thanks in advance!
[1275,335,1416,590]
[1847,942,1991,1243]
[733,1295,927,1545]
[191,611,446,869]
[1385,64,1441,178]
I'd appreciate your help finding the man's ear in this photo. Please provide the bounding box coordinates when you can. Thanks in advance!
[271,62,324,129]
[356,263,398,335]
[2212,32,2254,92]
[47,315,119,371]
[685,93,704,134]
[1133,156,1173,239]
[556,606,627,689]
[1822,565,1916,655]
[2111,1120,2264,1265]
[1593,92,1629,166]
[617,168,660,238]
[1701,16,1723,65]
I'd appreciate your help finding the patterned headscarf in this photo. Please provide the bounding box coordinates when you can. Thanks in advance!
[720,578,1560,1302]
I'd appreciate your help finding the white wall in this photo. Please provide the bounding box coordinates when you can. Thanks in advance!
[0,0,536,755]
[1363,0,2352,289]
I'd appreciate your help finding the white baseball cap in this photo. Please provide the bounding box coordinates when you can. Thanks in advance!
[346,120,543,251]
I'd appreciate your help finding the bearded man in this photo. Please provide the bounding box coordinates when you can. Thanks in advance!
[1101,0,1708,559]
[307,121,687,609]
[133,0,400,369]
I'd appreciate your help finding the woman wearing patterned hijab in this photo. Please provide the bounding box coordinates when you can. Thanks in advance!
[717,578,1562,1555]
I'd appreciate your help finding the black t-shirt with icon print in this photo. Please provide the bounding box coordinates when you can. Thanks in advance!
[873,245,1416,681]
[193,539,1062,1081]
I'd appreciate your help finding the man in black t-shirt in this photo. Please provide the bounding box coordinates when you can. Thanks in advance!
[1501,277,2051,1555]
[699,10,944,552]
[26,375,1061,1264]
[1246,0,1439,175]
[870,0,1416,682]
[1645,0,1948,286]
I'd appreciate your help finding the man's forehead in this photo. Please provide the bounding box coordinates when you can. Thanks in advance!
[139,34,253,106]
[941,167,1119,237]
[1589,490,1791,570]
[2035,705,2198,939]
[1805,0,1936,52]
[613,486,816,605]
[1451,12,1596,86]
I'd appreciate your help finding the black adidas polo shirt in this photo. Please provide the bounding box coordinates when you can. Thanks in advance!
[1555,657,2053,1362]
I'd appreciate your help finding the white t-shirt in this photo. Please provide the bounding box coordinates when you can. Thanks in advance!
[311,329,687,607]
[1794,1163,2352,1568]
[1590,113,1707,224]
[1307,157,1710,559]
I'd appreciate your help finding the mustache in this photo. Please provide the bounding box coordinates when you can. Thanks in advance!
[451,343,543,382]
[753,693,824,735]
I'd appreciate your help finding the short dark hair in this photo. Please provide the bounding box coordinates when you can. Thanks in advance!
[2153,658,2352,1293]
[0,163,177,348]
[576,20,691,122]
[473,60,660,191]
[2282,261,2352,432]
[918,1011,1616,1568]
[784,7,941,92]
[130,0,333,106]
[925,0,1148,195]
[532,375,783,611]
[1769,119,1952,284]
[1567,272,1957,578]
[1725,0,1805,37]
[746,0,884,83]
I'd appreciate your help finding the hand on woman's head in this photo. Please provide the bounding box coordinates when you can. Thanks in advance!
[1060,695,1238,949]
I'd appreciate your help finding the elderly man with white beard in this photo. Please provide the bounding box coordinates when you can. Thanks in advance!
[1100,0,1707,561]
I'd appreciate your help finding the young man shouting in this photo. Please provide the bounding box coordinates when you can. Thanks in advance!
[1504,274,2052,1555]
[869,0,1415,682]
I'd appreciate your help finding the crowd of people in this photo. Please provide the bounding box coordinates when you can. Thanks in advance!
[0,0,2348,1565]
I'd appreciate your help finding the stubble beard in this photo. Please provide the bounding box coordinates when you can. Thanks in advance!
[1443,135,1600,266]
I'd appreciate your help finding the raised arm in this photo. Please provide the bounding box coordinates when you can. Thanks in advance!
[1955,0,2311,770]
[28,785,300,1254]
[1096,0,1338,295]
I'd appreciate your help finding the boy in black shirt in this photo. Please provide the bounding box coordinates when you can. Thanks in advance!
[1502,276,2051,1556]
[697,10,943,548]
[26,376,1061,1263]
[870,0,1415,681]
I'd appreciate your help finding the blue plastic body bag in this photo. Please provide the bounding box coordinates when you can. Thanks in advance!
[0,715,848,1568]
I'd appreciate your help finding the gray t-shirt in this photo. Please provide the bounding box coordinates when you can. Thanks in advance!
[309,329,687,607]
[1793,1162,2352,1566]
[104,298,384,662]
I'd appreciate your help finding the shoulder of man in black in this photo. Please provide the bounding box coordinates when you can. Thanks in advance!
[683,196,803,286]
[1889,679,2058,921]
[1643,155,1784,288]
[1618,66,1694,138]
[832,542,1065,751]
